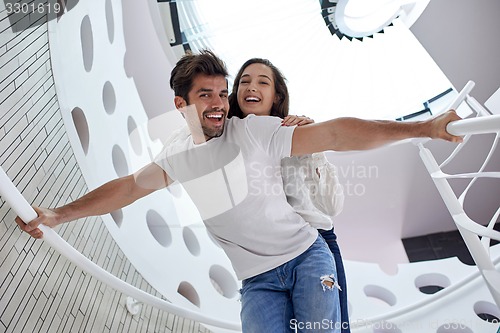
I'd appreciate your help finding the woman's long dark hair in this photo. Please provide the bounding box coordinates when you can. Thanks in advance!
[228,58,290,119]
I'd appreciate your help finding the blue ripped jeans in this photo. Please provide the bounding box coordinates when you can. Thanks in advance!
[319,228,350,332]
[240,235,341,333]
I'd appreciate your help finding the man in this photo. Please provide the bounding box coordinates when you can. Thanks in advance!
[17,50,462,332]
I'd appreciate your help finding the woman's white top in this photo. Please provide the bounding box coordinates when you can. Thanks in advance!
[281,153,344,230]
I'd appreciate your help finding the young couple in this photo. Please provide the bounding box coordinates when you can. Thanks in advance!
[18,50,462,332]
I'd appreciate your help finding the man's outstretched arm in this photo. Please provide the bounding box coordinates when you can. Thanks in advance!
[291,110,462,156]
[16,162,170,239]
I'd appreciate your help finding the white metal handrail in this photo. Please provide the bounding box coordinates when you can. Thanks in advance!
[353,82,500,327]
[418,141,500,308]
[444,80,500,136]
[417,81,500,311]
[0,166,242,331]
[447,113,500,136]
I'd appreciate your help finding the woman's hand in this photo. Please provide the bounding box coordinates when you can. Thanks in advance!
[282,115,314,126]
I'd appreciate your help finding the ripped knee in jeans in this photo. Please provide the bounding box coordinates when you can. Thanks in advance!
[320,274,342,292]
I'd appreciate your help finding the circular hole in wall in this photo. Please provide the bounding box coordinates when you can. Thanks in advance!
[177,281,200,308]
[474,300,500,323]
[127,116,142,155]
[183,226,200,256]
[209,265,238,299]
[112,145,129,177]
[80,15,94,72]
[372,321,401,333]
[436,323,473,333]
[418,285,444,295]
[146,210,172,247]
[110,209,123,228]
[363,285,397,307]
[105,0,114,43]
[71,107,89,155]
[103,81,116,115]
[415,273,451,295]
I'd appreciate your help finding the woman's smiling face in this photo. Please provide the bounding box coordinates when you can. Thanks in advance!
[237,63,278,117]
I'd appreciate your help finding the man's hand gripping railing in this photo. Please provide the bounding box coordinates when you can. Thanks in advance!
[0,166,242,331]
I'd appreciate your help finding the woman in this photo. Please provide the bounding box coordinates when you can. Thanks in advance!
[228,58,350,332]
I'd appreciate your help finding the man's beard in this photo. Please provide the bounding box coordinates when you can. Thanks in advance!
[202,124,224,139]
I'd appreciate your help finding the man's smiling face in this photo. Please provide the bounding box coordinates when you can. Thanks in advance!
[182,74,229,141]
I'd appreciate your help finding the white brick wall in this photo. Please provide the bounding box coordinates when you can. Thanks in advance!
[0,3,210,333]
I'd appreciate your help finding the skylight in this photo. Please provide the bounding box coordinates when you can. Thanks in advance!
[177,0,453,122]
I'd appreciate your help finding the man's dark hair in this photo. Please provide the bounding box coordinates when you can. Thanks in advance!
[228,58,290,119]
[170,50,229,102]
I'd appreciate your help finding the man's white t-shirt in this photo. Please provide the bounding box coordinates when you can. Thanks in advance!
[154,115,318,280]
